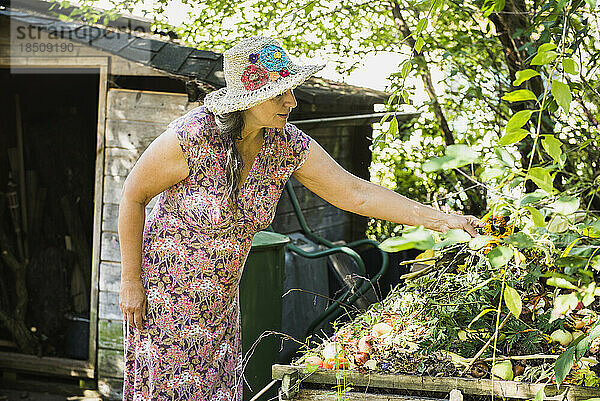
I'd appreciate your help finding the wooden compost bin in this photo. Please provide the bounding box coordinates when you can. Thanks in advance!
[272,365,600,401]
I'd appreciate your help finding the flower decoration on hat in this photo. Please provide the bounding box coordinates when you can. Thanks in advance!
[248,53,259,64]
[279,68,290,77]
[269,71,280,81]
[258,44,290,72]
[241,65,269,91]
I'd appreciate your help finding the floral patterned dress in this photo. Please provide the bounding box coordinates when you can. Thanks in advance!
[122,105,311,401]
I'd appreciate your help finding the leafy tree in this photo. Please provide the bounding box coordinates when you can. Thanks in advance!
[54,0,599,224]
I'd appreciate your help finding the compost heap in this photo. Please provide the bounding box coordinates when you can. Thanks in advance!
[293,214,600,387]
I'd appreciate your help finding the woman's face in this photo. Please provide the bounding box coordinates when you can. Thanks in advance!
[242,89,298,133]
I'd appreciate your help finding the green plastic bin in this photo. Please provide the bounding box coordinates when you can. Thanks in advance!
[240,230,290,400]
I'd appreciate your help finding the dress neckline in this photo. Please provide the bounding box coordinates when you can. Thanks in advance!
[237,128,274,199]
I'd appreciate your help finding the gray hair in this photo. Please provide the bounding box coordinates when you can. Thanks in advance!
[214,111,244,209]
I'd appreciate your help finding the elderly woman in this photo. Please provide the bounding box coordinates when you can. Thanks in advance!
[118,36,479,401]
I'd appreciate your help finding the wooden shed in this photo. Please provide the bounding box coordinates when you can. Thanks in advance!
[0,0,416,398]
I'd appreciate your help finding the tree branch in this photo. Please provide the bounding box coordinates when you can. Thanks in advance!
[389,0,455,146]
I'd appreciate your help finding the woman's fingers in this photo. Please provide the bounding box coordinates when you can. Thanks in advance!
[465,215,483,228]
[134,308,144,330]
[463,220,479,237]
[119,280,147,330]
[126,311,135,329]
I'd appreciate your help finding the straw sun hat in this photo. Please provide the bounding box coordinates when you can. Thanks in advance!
[204,36,325,115]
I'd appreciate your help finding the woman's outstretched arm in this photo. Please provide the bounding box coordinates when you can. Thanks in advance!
[293,138,480,236]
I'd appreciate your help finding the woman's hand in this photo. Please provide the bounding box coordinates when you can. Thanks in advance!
[437,214,481,237]
[119,279,147,330]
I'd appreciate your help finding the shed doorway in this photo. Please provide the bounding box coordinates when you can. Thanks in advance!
[0,67,100,377]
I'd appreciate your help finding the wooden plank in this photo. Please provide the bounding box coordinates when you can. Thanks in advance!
[271,365,599,401]
[99,290,121,321]
[0,352,94,378]
[105,118,164,150]
[102,203,120,233]
[103,174,126,205]
[98,348,124,379]
[101,232,121,263]
[98,319,124,351]
[107,88,200,123]
[89,59,108,375]
[105,147,141,177]
[292,389,443,401]
[100,261,121,292]
[98,376,124,401]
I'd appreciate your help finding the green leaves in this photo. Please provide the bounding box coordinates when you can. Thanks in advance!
[554,322,600,387]
[513,69,540,86]
[416,18,428,34]
[400,60,411,79]
[576,322,600,360]
[488,246,513,268]
[504,286,522,319]
[519,189,549,206]
[379,226,434,252]
[562,58,579,75]
[415,36,424,53]
[546,276,579,290]
[539,43,558,52]
[503,232,535,249]
[501,89,537,102]
[551,80,572,113]
[506,110,534,131]
[469,235,494,250]
[500,110,535,146]
[555,346,575,386]
[387,116,399,137]
[525,206,545,227]
[434,229,471,249]
[534,387,545,401]
[555,255,587,273]
[528,167,555,193]
[541,135,563,164]
[423,144,479,172]
[531,44,558,66]
[499,130,529,146]
[550,196,580,215]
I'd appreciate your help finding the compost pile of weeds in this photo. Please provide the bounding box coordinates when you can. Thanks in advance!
[293,217,600,387]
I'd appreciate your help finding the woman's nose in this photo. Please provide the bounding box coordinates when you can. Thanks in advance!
[283,90,297,108]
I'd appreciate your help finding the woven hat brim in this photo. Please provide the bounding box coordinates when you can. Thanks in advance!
[204,63,325,115]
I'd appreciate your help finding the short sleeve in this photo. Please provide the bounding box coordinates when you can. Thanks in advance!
[167,108,208,174]
[285,123,312,172]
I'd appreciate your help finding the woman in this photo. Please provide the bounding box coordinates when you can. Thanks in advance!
[118,35,479,401]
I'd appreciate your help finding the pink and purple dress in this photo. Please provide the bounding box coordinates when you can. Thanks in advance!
[122,106,311,401]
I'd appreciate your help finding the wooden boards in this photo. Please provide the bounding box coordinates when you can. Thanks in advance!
[272,365,600,401]
[0,351,94,378]
[292,389,443,401]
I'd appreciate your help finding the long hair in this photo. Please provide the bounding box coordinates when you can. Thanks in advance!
[214,111,244,209]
